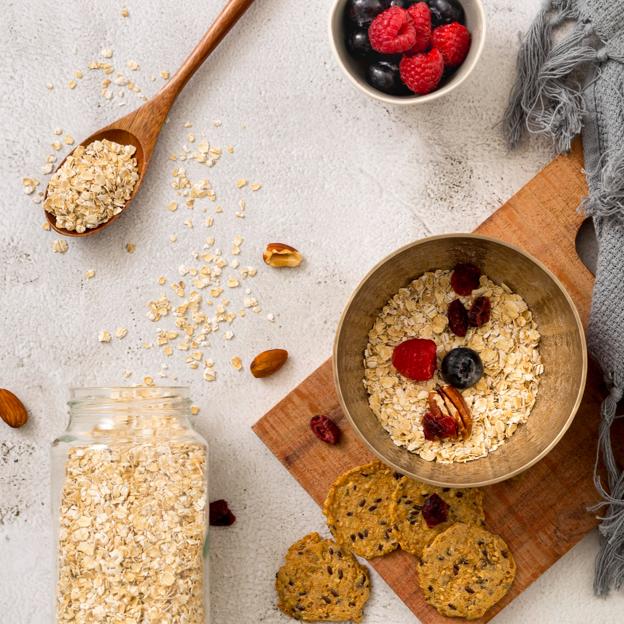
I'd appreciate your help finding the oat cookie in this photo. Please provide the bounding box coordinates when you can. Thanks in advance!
[323,461,399,559]
[392,477,485,558]
[418,523,516,620]
[276,532,371,622]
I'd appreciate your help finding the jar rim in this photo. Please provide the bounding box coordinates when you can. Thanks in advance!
[69,386,189,400]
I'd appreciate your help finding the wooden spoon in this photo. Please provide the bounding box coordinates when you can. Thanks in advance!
[44,0,255,237]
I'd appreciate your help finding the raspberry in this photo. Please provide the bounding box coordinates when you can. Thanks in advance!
[450,263,481,295]
[432,22,471,67]
[406,2,432,54]
[368,6,417,54]
[392,338,437,381]
[399,48,444,95]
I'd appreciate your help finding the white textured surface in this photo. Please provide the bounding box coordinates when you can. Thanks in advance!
[1,0,623,622]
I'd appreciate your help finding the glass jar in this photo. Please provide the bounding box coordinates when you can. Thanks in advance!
[51,387,209,624]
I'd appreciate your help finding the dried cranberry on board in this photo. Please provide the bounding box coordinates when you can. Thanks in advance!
[422,493,450,528]
[422,410,458,441]
[310,415,342,445]
[468,295,491,327]
[450,263,481,296]
[447,299,469,337]
[392,338,437,381]
[210,499,236,526]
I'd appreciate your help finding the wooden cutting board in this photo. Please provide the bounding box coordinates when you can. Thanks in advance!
[253,141,606,623]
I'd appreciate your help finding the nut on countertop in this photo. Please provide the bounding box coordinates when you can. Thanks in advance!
[262,243,303,268]
[250,349,288,378]
[0,389,28,428]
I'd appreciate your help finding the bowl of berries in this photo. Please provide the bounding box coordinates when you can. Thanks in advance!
[333,234,586,487]
[329,0,486,102]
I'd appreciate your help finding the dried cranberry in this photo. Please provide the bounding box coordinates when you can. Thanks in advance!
[422,493,450,528]
[310,415,341,445]
[468,296,491,327]
[450,263,481,296]
[210,499,236,526]
[392,338,437,381]
[422,411,458,441]
[447,299,468,337]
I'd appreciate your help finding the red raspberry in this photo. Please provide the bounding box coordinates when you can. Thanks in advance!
[406,2,432,54]
[392,338,437,381]
[399,48,444,95]
[368,6,417,55]
[432,22,471,67]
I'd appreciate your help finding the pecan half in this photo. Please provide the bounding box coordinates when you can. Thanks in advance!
[438,385,472,439]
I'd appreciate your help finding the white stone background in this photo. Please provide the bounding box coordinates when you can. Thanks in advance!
[1,0,623,622]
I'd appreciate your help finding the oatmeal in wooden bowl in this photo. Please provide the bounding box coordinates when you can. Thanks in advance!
[333,235,586,487]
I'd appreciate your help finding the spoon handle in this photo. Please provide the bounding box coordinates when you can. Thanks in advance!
[162,0,256,100]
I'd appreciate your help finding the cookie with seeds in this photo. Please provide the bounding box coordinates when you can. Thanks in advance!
[276,532,371,622]
[323,461,399,559]
[419,523,516,619]
[392,476,485,558]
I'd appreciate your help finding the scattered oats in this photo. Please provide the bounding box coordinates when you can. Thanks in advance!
[227,277,240,288]
[231,356,243,371]
[205,216,214,227]
[122,369,133,378]
[158,276,167,286]
[46,82,54,90]
[67,80,77,89]
[224,330,234,340]
[236,178,247,188]
[44,139,139,233]
[42,163,54,174]
[251,183,262,191]
[23,184,36,195]
[203,368,216,382]
[42,222,51,231]
[160,70,170,80]
[101,48,113,58]
[115,327,128,339]
[64,134,75,145]
[230,258,240,269]
[143,375,155,386]
[53,127,63,136]
[213,120,222,127]
[121,7,129,16]
[183,121,193,128]
[85,269,95,279]
[52,239,69,254]
[126,242,136,253]
[51,141,62,151]
[126,60,140,71]
[142,342,153,349]
[147,295,172,322]
[184,219,193,229]
[187,133,195,143]
[267,313,275,322]
[170,234,178,243]
[191,405,200,416]
[98,330,112,343]
[226,145,234,154]
[74,70,83,79]
[167,201,178,212]
[163,345,174,357]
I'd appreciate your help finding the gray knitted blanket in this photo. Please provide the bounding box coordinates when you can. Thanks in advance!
[504,0,624,596]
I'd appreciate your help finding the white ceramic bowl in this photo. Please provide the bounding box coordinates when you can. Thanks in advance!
[329,0,486,105]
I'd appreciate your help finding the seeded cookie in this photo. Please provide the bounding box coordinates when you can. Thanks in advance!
[276,532,371,622]
[392,477,485,558]
[323,461,399,559]
[418,523,516,620]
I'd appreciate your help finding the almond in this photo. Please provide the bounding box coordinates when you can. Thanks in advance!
[439,385,472,439]
[262,243,303,268]
[250,349,288,378]
[0,389,28,428]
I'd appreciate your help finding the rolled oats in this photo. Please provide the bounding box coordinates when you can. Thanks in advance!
[44,139,139,233]
[363,270,543,463]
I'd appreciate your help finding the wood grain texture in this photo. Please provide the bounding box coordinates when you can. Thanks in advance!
[253,142,605,623]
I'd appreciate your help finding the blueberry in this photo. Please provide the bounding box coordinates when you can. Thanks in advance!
[441,347,483,389]
[428,0,465,26]
[389,0,419,8]
[366,61,410,95]
[346,0,389,27]
[346,28,374,58]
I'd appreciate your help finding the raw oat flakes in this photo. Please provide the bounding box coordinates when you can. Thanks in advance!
[363,270,543,463]
[56,441,207,623]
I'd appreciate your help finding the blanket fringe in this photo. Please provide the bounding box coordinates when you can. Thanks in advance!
[581,150,624,220]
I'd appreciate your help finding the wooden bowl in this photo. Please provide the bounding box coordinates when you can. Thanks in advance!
[333,234,587,487]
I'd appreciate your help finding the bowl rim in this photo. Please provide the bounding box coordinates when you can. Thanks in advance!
[328,0,487,105]
[332,233,588,487]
